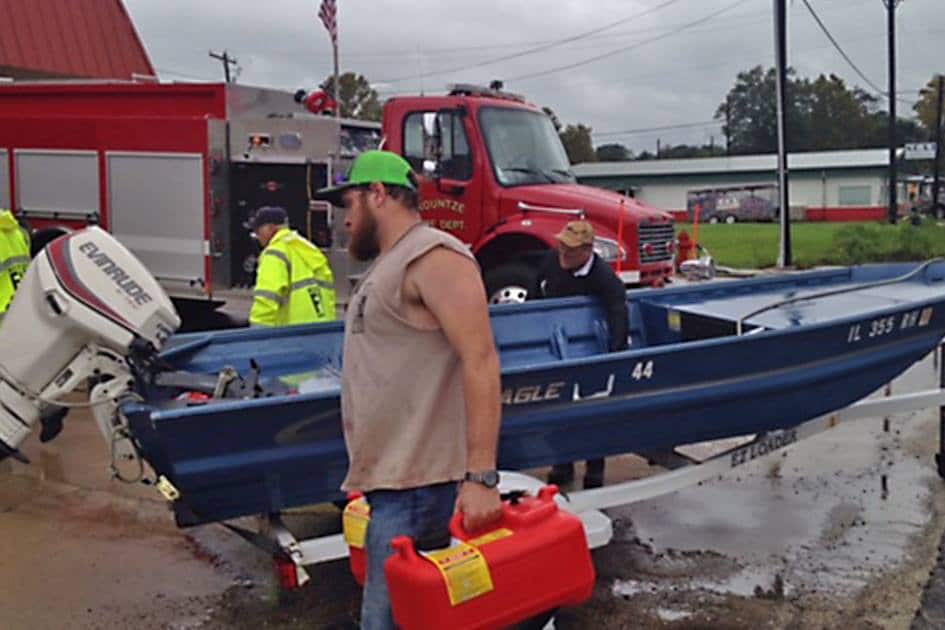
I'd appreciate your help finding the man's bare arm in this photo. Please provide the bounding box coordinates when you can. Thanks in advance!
[407,247,503,530]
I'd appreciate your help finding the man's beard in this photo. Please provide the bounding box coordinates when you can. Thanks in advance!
[349,207,380,261]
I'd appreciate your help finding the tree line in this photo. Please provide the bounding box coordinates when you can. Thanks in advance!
[309,69,943,169]
[562,66,943,164]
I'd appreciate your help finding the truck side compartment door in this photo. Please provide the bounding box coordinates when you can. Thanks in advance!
[401,110,481,245]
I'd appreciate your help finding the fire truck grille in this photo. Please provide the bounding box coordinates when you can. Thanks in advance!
[638,223,675,264]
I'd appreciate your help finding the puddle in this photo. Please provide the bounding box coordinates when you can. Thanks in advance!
[613,565,790,600]
[610,351,942,598]
[692,566,790,598]
[656,607,693,621]
[612,579,661,597]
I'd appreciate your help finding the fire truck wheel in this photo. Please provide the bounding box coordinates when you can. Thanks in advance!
[484,262,535,305]
[30,227,70,258]
[724,214,737,224]
[708,216,720,224]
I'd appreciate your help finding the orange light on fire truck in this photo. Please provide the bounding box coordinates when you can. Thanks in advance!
[249,134,271,148]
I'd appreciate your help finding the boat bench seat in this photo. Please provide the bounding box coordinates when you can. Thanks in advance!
[493,300,644,367]
[544,305,648,359]
[548,321,610,359]
[549,321,610,360]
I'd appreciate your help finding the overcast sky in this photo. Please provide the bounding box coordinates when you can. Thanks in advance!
[125,0,944,153]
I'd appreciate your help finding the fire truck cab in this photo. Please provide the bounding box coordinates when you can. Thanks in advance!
[381,84,675,302]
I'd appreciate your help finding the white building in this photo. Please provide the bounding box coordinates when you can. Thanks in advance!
[574,149,908,222]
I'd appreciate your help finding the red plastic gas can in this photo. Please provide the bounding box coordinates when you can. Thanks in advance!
[385,486,594,630]
[342,493,369,586]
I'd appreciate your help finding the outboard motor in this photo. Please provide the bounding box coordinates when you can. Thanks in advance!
[0,227,180,463]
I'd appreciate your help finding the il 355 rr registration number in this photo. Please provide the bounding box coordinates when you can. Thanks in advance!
[847,307,933,343]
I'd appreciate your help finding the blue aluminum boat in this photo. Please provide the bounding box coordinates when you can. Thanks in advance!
[125,261,945,525]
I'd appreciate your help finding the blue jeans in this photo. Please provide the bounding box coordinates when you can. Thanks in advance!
[362,482,458,630]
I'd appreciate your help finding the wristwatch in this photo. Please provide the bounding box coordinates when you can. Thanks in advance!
[464,470,500,488]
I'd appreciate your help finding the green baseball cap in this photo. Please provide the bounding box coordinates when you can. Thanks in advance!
[313,150,417,206]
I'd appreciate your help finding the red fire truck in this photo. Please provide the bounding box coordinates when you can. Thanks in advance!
[0,80,674,312]
[384,84,674,302]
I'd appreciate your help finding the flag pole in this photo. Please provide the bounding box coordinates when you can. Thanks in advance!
[318,0,340,120]
[333,35,340,121]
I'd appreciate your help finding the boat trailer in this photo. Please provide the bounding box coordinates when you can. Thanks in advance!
[230,344,945,590]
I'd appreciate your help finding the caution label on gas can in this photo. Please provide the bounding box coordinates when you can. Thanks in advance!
[342,497,370,549]
[420,540,494,605]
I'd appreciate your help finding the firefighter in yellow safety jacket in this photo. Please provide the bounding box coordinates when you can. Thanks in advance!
[0,209,30,326]
[249,206,336,326]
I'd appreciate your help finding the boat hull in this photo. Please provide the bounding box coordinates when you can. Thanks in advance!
[126,264,945,525]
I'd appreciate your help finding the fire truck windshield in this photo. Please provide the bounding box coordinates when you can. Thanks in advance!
[479,107,575,187]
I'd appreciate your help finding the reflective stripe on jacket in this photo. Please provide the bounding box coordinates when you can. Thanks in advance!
[249,227,336,326]
[0,210,30,321]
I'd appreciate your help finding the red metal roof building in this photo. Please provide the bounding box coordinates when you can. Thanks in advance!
[0,0,154,80]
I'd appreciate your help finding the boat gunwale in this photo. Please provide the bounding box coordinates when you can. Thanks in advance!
[134,295,945,421]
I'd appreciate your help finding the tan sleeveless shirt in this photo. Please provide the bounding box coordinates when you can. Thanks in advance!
[340,224,476,492]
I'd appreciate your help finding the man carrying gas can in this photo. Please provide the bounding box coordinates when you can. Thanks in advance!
[248,206,337,326]
[0,208,30,327]
[314,150,503,630]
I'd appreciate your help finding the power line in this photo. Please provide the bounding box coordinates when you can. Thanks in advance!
[155,5,762,70]
[376,0,686,84]
[257,2,781,70]
[372,6,883,99]
[506,0,751,82]
[159,0,858,68]
[373,13,887,96]
[593,120,722,137]
[377,30,918,125]
[351,7,761,60]
[799,0,885,94]
[347,0,877,62]
[799,0,915,106]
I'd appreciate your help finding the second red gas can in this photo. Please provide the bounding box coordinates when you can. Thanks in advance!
[342,493,369,586]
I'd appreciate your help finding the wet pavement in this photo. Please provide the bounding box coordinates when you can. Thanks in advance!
[2,352,945,628]
[586,350,945,628]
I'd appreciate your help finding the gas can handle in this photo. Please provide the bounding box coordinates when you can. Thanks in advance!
[390,535,419,561]
[501,488,558,527]
[450,510,510,539]
[450,485,560,538]
[449,511,476,539]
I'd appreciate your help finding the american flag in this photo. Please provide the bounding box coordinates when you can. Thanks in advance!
[318,0,337,44]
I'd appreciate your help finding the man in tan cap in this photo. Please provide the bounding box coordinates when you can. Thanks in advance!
[534,220,629,489]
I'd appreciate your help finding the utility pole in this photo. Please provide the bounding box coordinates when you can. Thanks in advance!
[933,75,944,217]
[774,0,791,267]
[884,0,903,224]
[209,50,238,83]
[725,96,732,156]
[656,138,661,158]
